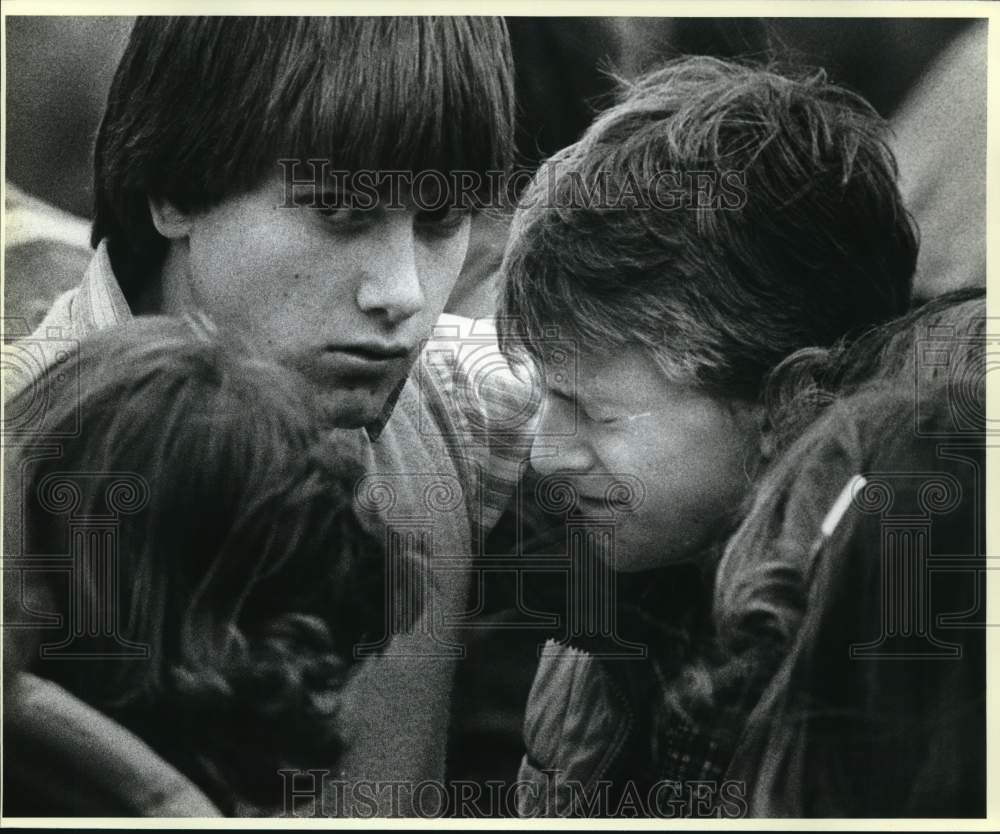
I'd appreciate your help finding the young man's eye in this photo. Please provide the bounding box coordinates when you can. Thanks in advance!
[415,206,469,235]
[317,205,371,224]
[294,190,377,228]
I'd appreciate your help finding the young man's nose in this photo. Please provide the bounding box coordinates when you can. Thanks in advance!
[356,219,426,324]
[529,397,595,476]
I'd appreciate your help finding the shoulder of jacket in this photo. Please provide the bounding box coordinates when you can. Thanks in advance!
[519,641,634,815]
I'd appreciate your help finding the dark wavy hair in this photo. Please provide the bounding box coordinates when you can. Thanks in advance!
[700,290,986,815]
[6,317,394,814]
[648,290,985,795]
[712,289,984,664]
[720,385,985,816]
[761,285,985,457]
[499,56,917,400]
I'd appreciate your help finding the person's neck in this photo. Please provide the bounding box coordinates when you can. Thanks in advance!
[129,244,190,316]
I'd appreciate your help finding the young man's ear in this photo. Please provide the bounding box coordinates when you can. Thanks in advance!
[754,405,778,463]
[148,197,192,240]
[728,400,771,482]
[758,423,777,461]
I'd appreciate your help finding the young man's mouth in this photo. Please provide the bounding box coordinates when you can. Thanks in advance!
[330,341,413,359]
[322,342,415,371]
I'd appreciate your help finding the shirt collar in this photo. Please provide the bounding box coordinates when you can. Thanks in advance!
[365,377,407,442]
[74,240,132,333]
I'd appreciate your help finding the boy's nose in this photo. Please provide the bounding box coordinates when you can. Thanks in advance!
[529,397,595,476]
[356,221,425,324]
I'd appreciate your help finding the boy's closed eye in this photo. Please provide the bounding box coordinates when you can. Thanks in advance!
[547,387,650,427]
[586,409,652,426]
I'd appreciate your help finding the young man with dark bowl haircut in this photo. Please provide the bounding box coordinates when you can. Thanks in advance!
[8,17,536,817]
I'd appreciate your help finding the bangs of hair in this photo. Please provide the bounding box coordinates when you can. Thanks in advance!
[497,155,739,393]
[150,17,512,203]
[298,18,515,177]
[94,16,514,281]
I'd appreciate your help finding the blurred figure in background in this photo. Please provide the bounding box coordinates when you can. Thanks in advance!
[446,19,622,317]
[891,21,987,300]
[5,17,131,331]
[4,184,91,334]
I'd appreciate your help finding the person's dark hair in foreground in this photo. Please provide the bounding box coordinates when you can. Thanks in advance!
[710,289,985,816]
[719,384,985,816]
[5,317,392,815]
[761,286,986,456]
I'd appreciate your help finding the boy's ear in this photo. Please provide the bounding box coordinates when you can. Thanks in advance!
[735,400,772,463]
[730,400,772,481]
[758,425,777,461]
[753,404,778,462]
[148,197,192,240]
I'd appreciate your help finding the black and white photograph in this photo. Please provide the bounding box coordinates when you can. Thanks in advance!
[1,8,991,823]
